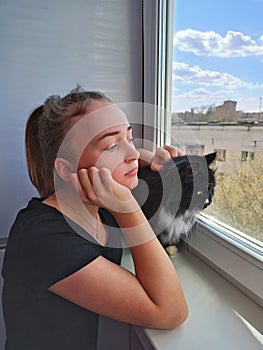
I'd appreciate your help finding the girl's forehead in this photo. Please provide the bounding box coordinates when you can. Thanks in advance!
[97,122,131,135]
[59,103,130,157]
[69,102,129,135]
[84,103,129,128]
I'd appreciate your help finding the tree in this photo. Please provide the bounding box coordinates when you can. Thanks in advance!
[205,154,263,242]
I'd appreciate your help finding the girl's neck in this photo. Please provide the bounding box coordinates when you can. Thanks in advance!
[42,191,108,246]
[44,191,98,218]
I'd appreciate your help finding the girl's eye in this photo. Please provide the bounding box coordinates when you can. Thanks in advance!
[106,144,119,152]
[106,138,134,152]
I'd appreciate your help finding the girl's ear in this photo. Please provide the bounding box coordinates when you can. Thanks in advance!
[54,158,74,183]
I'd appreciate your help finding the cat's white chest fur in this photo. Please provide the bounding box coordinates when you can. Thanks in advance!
[158,207,197,243]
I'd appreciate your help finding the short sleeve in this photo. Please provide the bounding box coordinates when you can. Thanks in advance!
[19,216,100,296]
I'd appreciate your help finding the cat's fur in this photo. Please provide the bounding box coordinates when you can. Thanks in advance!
[132,153,216,249]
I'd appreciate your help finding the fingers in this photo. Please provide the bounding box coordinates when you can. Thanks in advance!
[163,145,184,157]
[66,166,139,214]
[150,145,184,171]
[95,167,112,189]
[75,167,137,213]
[93,168,134,209]
[69,168,100,205]
[68,167,112,207]
[68,172,90,203]
[150,148,170,171]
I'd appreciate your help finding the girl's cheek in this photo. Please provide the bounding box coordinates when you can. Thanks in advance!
[95,150,123,172]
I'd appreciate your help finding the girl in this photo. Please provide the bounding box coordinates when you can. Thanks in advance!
[2,87,188,349]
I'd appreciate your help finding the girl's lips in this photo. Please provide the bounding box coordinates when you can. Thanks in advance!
[125,168,138,176]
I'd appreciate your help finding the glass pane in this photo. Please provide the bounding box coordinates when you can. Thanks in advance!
[171,0,263,244]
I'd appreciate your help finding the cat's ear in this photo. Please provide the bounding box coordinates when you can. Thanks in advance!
[205,152,217,165]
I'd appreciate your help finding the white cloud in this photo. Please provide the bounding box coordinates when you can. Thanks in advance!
[172,87,261,113]
[172,88,228,112]
[174,29,263,57]
[173,62,263,90]
[259,35,263,45]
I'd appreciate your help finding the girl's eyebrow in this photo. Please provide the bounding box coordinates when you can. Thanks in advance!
[97,125,132,142]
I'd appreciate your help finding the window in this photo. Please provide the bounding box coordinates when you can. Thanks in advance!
[241,151,255,162]
[164,0,263,307]
[214,149,226,162]
[131,0,262,307]
[171,0,263,246]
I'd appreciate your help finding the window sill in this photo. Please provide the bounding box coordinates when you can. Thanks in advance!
[122,249,263,350]
[185,214,263,308]
[1,238,262,350]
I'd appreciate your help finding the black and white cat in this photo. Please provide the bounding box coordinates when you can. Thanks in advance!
[132,153,216,251]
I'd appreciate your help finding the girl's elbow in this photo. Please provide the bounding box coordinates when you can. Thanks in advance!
[152,303,189,330]
[166,304,188,329]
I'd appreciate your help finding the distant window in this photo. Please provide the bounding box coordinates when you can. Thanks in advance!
[241,151,255,162]
[214,149,226,162]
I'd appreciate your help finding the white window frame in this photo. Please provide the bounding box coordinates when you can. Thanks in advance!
[142,0,173,148]
[143,0,263,307]
[189,213,263,306]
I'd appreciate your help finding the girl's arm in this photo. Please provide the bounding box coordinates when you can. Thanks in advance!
[49,167,188,330]
[49,210,188,329]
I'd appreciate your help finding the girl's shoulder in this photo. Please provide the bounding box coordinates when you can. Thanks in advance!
[7,197,78,249]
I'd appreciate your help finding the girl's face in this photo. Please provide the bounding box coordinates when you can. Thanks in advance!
[71,100,140,190]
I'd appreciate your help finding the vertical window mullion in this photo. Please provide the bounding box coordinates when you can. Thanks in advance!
[143,0,174,148]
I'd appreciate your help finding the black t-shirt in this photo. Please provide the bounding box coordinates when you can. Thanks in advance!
[2,198,123,350]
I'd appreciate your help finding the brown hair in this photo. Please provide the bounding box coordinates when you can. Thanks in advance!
[25,86,111,197]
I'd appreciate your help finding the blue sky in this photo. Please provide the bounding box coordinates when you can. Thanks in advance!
[172,0,263,112]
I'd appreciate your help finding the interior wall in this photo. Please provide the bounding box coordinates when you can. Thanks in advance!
[0,0,143,238]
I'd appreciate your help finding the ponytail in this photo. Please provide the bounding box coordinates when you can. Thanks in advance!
[25,105,50,197]
[24,86,111,197]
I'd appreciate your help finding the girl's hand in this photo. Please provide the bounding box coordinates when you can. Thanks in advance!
[150,145,184,171]
[69,167,139,213]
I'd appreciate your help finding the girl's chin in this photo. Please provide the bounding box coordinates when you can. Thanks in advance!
[128,178,139,190]
[121,177,138,190]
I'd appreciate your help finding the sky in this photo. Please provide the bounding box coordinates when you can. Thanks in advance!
[172,0,263,113]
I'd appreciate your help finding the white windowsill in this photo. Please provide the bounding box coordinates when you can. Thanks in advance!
[122,248,263,350]
[186,214,263,308]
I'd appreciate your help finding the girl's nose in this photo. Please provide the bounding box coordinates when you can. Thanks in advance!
[124,141,140,163]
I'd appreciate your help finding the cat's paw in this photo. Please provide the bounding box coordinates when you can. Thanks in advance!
[165,245,178,256]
